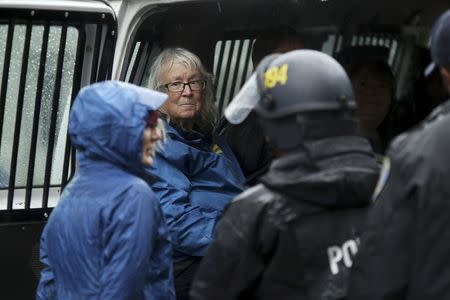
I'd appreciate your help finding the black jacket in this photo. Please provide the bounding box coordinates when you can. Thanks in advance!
[348,100,450,300]
[190,136,380,300]
[219,112,273,185]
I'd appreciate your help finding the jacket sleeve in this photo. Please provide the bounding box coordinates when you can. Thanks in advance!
[36,232,57,300]
[148,156,221,257]
[99,184,175,300]
[143,196,176,300]
[190,199,275,300]
[348,155,415,300]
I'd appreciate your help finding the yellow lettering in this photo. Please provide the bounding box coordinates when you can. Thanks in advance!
[264,64,288,88]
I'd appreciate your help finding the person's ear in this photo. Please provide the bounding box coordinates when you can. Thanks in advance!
[439,66,450,94]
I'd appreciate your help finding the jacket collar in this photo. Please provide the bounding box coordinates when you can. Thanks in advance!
[260,136,380,209]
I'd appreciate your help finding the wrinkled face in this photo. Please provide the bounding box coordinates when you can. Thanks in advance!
[159,62,204,121]
[351,67,392,130]
[141,117,163,166]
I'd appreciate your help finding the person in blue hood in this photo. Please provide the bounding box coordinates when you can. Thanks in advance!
[147,48,245,299]
[36,81,175,300]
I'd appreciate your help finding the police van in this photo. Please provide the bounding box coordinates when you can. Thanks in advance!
[0,0,448,297]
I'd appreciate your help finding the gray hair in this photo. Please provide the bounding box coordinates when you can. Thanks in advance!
[148,47,217,136]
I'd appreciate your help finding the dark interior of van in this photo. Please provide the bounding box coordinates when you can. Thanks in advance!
[124,0,449,140]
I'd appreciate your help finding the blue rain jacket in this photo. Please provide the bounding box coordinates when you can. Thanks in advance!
[147,123,245,262]
[37,81,175,300]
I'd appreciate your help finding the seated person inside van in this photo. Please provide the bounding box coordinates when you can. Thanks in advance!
[220,27,305,185]
[348,59,396,154]
[339,46,397,154]
[146,47,245,299]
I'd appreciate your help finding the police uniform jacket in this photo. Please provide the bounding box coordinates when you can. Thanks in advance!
[190,135,380,300]
[349,100,450,300]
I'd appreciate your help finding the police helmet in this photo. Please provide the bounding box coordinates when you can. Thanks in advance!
[254,50,355,118]
[225,49,356,151]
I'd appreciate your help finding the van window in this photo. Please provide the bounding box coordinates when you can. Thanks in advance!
[0,23,79,208]
[214,39,254,114]
[0,8,116,212]
[212,33,401,114]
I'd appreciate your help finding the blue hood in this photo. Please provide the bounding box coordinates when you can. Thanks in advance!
[37,81,175,300]
[69,80,167,173]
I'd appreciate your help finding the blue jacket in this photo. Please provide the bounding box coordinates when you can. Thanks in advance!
[37,81,175,300]
[147,123,245,262]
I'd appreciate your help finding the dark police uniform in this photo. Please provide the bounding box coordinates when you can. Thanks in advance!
[190,136,379,300]
[190,50,380,300]
[348,101,450,300]
[349,9,450,300]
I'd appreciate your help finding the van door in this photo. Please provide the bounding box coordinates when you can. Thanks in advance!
[0,1,117,298]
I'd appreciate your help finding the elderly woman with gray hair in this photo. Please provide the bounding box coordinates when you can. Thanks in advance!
[147,47,245,299]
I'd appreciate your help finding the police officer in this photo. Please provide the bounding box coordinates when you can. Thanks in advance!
[189,50,380,300]
[348,9,450,300]
[219,27,305,186]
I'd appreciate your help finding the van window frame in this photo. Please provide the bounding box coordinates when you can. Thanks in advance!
[0,5,116,223]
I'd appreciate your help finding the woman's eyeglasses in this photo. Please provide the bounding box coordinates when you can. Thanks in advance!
[160,80,206,92]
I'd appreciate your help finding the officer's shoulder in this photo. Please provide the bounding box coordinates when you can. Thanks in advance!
[230,183,275,209]
[389,101,450,162]
[223,184,277,234]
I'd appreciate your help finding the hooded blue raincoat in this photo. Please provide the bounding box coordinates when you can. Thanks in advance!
[37,81,175,300]
[147,123,245,263]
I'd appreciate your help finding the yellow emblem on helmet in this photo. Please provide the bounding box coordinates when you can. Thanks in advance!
[264,64,288,88]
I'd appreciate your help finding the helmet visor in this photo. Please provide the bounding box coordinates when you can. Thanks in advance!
[224,73,261,124]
